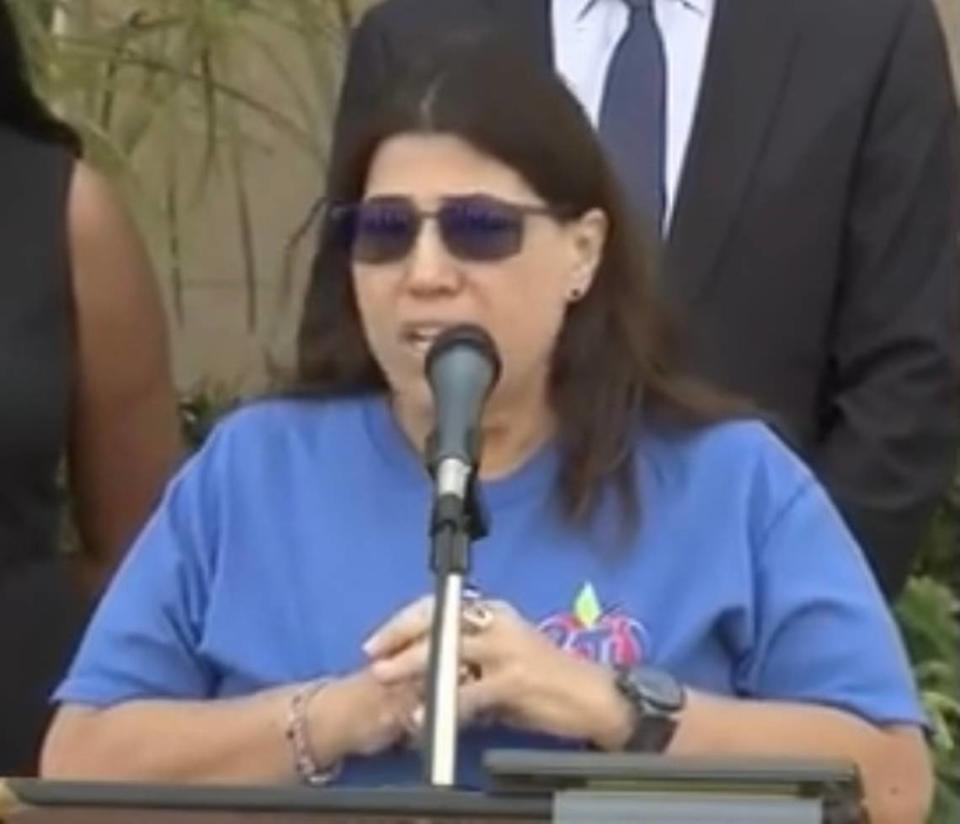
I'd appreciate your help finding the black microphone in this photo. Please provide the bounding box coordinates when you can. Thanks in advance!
[424,324,502,496]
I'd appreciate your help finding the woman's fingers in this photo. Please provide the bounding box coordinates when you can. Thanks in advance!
[363,595,434,659]
[370,637,432,684]
[460,630,500,667]
[370,620,504,685]
[365,594,523,690]
[458,672,506,725]
[400,673,507,740]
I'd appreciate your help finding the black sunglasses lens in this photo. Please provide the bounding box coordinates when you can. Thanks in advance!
[438,198,524,261]
[328,205,357,251]
[347,199,419,263]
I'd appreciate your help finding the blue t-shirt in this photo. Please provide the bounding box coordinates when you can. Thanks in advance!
[55,396,924,787]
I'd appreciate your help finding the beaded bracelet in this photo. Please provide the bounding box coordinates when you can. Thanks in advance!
[285,679,341,786]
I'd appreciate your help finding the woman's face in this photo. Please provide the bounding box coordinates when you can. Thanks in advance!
[350,133,606,422]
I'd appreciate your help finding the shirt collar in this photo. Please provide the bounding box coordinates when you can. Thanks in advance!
[575,0,711,19]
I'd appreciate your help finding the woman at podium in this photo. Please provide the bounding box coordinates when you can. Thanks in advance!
[42,47,932,824]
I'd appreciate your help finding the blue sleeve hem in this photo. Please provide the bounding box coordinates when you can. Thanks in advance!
[790,695,929,732]
[51,678,197,708]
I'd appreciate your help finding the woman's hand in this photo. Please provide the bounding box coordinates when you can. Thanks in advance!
[312,668,422,760]
[362,595,631,749]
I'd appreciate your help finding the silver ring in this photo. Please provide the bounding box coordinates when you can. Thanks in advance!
[462,601,494,633]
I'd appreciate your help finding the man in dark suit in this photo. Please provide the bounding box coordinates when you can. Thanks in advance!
[301,0,960,598]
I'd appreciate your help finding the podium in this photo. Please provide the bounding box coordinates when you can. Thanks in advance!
[0,751,866,824]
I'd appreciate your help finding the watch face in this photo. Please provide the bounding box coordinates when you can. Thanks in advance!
[626,667,686,713]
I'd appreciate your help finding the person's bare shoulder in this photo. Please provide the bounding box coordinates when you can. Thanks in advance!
[66,160,168,332]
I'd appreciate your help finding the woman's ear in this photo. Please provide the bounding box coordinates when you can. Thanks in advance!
[566,208,607,299]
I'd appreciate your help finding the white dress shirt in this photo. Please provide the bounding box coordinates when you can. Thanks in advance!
[551,0,714,226]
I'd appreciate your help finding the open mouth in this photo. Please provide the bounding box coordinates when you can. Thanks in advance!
[399,323,452,355]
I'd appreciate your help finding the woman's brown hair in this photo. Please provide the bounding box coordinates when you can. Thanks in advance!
[295,41,750,533]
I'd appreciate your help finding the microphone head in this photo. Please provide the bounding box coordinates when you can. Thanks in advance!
[424,324,502,469]
[425,324,502,393]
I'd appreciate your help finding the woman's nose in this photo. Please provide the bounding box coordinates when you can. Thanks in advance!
[402,218,461,294]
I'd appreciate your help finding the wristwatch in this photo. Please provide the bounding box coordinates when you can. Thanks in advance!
[613,666,686,753]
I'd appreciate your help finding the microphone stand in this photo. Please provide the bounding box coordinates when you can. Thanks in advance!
[423,438,489,787]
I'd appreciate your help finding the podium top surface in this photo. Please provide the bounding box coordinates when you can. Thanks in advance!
[0,752,863,823]
[1,780,548,823]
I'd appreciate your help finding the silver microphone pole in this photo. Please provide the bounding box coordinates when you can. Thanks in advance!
[420,325,500,787]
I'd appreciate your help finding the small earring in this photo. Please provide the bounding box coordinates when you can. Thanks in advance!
[568,286,584,302]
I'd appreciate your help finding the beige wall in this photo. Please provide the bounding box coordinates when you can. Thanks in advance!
[66,1,377,392]
[151,13,354,391]
[936,0,960,83]
[104,0,958,392]
[154,0,384,392]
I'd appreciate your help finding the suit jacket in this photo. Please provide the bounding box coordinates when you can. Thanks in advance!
[305,0,960,596]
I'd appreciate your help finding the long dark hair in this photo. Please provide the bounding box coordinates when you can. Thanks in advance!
[0,2,80,150]
[296,43,749,531]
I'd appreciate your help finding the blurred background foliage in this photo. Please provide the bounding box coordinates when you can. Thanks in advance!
[10,0,375,348]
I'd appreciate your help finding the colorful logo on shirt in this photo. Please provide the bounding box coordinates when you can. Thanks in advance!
[537,582,648,668]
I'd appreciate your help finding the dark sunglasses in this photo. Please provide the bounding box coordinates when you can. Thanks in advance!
[328,194,564,264]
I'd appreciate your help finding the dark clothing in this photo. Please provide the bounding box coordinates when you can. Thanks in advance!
[303,0,960,597]
[0,125,88,774]
[0,558,89,775]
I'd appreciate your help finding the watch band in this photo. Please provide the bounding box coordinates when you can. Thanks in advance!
[614,666,685,753]
[624,707,678,753]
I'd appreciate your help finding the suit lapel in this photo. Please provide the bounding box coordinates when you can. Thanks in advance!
[665,0,806,301]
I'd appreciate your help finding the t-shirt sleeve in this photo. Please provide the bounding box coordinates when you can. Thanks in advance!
[53,438,223,707]
[737,474,925,728]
